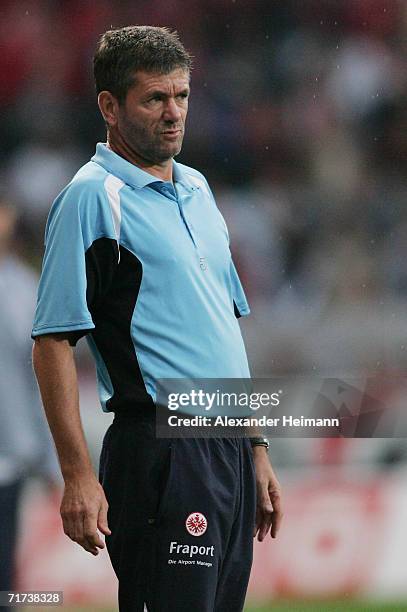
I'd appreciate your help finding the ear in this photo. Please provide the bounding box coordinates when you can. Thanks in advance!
[98,91,120,128]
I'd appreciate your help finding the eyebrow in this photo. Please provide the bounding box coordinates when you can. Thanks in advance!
[146,87,190,99]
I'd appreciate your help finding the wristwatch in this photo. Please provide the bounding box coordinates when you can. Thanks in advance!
[249,437,270,452]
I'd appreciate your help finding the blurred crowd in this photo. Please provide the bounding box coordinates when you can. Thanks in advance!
[1,0,407,467]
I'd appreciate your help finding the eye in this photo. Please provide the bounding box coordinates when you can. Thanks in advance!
[145,93,164,105]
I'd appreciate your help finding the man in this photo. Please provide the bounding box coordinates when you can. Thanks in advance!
[32,26,282,611]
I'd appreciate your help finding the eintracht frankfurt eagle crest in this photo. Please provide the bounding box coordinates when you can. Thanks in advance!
[185,512,208,536]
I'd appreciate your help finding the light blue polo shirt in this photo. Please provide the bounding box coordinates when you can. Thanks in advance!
[32,143,251,413]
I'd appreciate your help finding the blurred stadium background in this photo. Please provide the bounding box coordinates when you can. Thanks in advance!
[1,0,407,610]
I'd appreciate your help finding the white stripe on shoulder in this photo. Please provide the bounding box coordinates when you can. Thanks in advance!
[104,174,125,263]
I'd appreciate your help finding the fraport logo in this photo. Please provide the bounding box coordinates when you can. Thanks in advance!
[185,512,207,536]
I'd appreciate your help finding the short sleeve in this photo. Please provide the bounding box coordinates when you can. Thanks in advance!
[31,179,118,343]
[198,171,250,319]
[230,258,250,318]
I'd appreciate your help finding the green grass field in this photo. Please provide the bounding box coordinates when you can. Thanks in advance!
[247,603,407,611]
[22,603,407,612]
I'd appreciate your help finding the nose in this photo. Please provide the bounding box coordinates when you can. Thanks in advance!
[162,97,182,123]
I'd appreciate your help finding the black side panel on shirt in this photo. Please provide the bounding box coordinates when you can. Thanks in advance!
[85,237,119,309]
[85,238,153,414]
[233,300,242,318]
[65,238,120,347]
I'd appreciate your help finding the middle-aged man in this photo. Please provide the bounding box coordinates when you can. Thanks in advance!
[32,26,282,611]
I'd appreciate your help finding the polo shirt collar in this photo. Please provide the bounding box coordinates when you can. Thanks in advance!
[172,160,195,192]
[91,143,194,192]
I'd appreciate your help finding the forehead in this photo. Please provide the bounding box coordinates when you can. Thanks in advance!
[131,68,190,94]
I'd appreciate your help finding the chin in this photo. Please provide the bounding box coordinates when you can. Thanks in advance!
[158,144,183,161]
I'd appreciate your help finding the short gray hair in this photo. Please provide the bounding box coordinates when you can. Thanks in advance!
[93,25,192,103]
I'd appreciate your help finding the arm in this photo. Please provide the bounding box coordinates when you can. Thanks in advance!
[246,423,283,541]
[32,334,110,555]
[252,445,283,542]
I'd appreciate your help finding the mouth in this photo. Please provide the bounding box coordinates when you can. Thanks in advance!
[161,129,182,141]
[161,129,182,134]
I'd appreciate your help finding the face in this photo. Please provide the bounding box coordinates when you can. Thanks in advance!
[115,68,190,164]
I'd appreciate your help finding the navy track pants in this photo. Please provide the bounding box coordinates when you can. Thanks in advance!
[99,414,256,612]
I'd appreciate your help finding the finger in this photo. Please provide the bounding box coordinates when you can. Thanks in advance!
[253,510,261,537]
[257,512,273,542]
[254,510,266,540]
[82,536,102,554]
[85,545,99,556]
[83,525,105,550]
[270,513,279,539]
[269,491,283,539]
[270,507,283,538]
[257,486,274,542]
[258,486,274,515]
[97,502,111,536]
[63,517,98,554]
[255,508,261,531]
[83,513,105,550]
[76,537,99,556]
[61,508,82,543]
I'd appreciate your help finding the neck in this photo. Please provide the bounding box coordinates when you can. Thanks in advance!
[107,130,173,182]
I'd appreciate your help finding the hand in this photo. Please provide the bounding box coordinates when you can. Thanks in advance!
[253,447,283,542]
[60,474,111,555]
